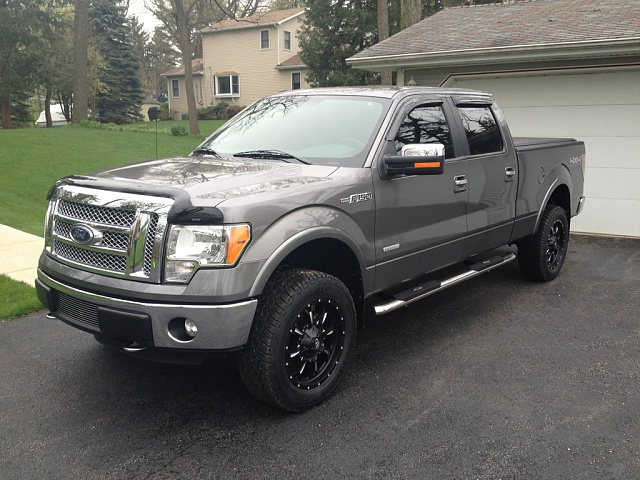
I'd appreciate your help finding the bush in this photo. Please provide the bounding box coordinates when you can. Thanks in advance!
[225,105,244,119]
[197,102,229,120]
[170,125,189,137]
[159,103,179,121]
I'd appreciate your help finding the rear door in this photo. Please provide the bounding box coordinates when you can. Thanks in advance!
[449,98,517,257]
[372,97,468,292]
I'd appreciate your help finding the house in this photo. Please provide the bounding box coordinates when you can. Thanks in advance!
[347,0,640,237]
[162,8,309,119]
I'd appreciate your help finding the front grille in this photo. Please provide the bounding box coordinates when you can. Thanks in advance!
[54,240,127,273]
[54,220,130,251]
[58,199,136,227]
[55,290,100,330]
[46,185,172,283]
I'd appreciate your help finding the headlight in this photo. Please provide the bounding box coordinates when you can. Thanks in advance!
[164,224,250,283]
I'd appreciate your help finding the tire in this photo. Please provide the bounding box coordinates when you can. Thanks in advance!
[239,269,356,411]
[517,205,569,282]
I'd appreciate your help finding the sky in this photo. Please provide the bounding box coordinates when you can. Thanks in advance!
[128,0,162,33]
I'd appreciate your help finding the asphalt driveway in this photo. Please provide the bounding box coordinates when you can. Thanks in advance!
[1,234,638,479]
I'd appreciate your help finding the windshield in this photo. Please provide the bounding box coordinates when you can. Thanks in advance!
[197,95,391,167]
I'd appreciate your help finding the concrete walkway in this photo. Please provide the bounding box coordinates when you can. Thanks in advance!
[0,225,42,285]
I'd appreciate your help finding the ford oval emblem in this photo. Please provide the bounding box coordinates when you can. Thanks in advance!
[70,225,95,245]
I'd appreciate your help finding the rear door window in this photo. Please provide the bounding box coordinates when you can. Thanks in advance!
[457,106,504,155]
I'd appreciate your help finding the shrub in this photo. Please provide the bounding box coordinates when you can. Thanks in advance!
[159,103,179,121]
[225,105,244,119]
[170,125,189,137]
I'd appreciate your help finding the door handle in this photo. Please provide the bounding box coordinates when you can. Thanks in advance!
[505,167,516,182]
[454,175,467,192]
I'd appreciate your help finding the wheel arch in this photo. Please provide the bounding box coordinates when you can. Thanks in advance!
[249,228,367,327]
[534,164,573,232]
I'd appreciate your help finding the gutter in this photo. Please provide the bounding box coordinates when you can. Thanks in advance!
[347,37,640,71]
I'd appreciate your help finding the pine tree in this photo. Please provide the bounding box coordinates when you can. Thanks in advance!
[90,0,144,124]
[299,0,380,87]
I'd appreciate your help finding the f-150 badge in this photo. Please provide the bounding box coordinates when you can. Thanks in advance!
[340,192,372,204]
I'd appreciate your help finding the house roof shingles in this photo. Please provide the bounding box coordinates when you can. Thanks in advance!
[350,0,640,60]
[202,7,305,33]
[161,58,204,77]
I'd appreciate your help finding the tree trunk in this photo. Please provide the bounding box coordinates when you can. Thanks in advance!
[1,93,11,130]
[45,89,53,127]
[172,0,200,135]
[377,0,392,85]
[401,0,422,30]
[72,0,89,123]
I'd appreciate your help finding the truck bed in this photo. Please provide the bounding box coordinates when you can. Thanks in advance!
[513,137,578,151]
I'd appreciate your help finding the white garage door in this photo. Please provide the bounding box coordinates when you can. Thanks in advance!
[443,67,640,237]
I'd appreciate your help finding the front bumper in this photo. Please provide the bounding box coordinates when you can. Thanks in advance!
[36,270,258,352]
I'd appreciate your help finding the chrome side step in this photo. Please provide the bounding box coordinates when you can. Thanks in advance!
[372,253,516,316]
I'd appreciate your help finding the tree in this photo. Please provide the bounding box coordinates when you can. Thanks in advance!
[90,0,144,124]
[0,0,57,128]
[299,0,379,87]
[377,0,392,85]
[72,0,90,123]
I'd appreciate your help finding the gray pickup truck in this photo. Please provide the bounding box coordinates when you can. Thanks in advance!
[36,87,585,411]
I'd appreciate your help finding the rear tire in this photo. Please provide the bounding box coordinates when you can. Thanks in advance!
[517,205,569,282]
[239,269,356,411]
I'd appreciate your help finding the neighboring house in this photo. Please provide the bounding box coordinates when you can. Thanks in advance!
[161,58,206,120]
[162,8,309,119]
[348,0,640,237]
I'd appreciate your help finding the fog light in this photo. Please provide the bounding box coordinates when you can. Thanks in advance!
[184,318,198,338]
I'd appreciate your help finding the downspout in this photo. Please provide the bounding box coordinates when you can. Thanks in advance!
[277,23,281,65]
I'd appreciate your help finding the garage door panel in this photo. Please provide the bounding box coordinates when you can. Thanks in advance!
[500,105,640,138]
[571,198,640,237]
[583,168,640,201]
[579,137,640,169]
[452,70,640,107]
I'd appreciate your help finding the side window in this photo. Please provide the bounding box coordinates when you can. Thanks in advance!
[284,31,291,50]
[171,79,179,98]
[394,104,454,158]
[291,72,301,90]
[260,29,270,49]
[458,106,504,155]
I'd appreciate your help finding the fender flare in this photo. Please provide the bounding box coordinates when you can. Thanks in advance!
[533,163,573,232]
[245,209,370,298]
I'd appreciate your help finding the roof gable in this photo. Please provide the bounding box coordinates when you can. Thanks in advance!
[202,7,305,33]
[351,0,640,60]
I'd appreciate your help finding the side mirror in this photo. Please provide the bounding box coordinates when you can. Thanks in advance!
[383,143,445,177]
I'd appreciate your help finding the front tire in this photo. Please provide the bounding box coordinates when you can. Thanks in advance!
[239,269,356,411]
[517,205,569,282]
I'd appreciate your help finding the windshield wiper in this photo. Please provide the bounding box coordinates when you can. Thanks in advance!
[233,149,311,165]
[192,147,221,158]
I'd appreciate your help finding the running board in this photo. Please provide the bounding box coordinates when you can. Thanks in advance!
[372,253,516,316]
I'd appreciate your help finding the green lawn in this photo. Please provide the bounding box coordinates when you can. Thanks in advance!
[0,275,43,321]
[0,120,224,320]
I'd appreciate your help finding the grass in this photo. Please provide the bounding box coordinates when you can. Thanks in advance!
[0,119,225,320]
[0,275,43,321]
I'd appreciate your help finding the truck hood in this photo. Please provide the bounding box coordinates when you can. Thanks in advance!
[90,156,339,205]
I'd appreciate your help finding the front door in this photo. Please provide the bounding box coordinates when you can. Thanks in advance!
[373,100,468,292]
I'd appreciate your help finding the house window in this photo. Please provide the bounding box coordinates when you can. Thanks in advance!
[260,29,270,50]
[215,74,240,97]
[291,72,301,90]
[284,31,291,51]
[171,79,179,98]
